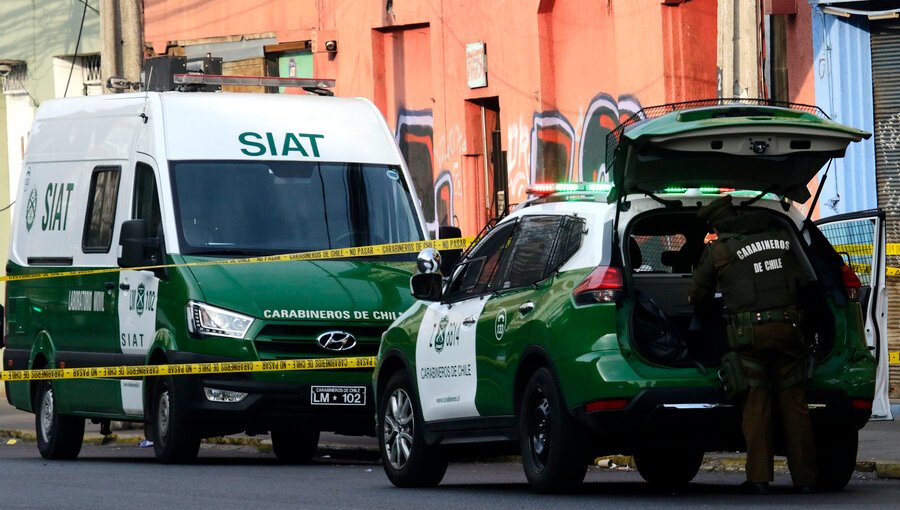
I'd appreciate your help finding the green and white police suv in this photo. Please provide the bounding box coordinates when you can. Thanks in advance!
[2,90,434,463]
[374,101,884,493]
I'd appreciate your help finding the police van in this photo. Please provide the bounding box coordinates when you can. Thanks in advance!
[2,88,434,463]
[374,101,884,492]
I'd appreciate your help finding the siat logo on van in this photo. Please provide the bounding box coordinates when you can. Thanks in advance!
[238,132,324,158]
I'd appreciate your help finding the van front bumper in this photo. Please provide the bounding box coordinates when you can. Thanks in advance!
[165,352,375,437]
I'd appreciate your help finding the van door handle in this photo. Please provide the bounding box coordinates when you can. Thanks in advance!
[519,302,535,315]
[119,283,130,291]
[104,281,116,290]
[462,316,477,326]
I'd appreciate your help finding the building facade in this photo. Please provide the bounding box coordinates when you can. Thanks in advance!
[0,0,103,299]
[144,0,719,237]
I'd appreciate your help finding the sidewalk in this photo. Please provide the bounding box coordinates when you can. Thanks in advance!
[2,381,899,477]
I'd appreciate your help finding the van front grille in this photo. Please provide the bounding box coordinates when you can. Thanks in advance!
[253,324,383,361]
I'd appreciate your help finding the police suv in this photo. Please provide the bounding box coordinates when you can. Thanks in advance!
[373,101,884,493]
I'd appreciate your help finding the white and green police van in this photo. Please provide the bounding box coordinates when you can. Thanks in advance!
[2,90,431,463]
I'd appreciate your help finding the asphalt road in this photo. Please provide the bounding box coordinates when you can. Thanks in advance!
[0,441,895,510]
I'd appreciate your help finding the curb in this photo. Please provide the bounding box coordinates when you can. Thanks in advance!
[2,428,899,478]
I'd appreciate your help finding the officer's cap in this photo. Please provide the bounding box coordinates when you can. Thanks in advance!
[698,195,738,226]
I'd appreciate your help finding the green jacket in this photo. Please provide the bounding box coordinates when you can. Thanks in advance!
[689,212,811,314]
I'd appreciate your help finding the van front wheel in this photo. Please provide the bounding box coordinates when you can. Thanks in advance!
[34,381,85,460]
[271,425,319,463]
[151,377,200,464]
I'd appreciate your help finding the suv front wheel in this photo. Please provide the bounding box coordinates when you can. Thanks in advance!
[378,370,448,487]
[519,367,588,493]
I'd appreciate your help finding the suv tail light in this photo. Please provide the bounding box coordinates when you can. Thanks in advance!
[840,264,861,302]
[573,266,623,305]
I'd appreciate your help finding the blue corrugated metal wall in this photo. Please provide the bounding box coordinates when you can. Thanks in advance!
[811,7,877,216]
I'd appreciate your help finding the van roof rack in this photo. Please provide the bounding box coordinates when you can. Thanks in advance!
[173,74,336,96]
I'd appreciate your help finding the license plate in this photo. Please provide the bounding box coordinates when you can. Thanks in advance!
[310,385,367,406]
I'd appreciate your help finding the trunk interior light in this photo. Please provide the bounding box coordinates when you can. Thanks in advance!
[840,264,862,302]
[663,187,736,194]
[572,266,623,305]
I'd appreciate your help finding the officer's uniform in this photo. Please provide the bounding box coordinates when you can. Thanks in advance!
[689,196,816,490]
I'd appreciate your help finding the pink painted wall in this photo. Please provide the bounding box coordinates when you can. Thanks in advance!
[144,0,719,235]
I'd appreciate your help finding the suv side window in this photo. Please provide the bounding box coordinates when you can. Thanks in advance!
[133,162,162,237]
[496,215,586,290]
[82,166,121,252]
[444,220,517,301]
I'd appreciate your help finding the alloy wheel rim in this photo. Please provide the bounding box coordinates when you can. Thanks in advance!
[383,387,414,470]
[39,386,54,443]
[529,389,551,470]
[157,389,171,443]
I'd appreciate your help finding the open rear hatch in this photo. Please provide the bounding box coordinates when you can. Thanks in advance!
[607,101,870,204]
[608,100,871,369]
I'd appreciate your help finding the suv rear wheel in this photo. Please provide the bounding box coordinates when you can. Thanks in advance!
[378,370,448,487]
[815,426,857,491]
[519,367,587,493]
[634,448,704,488]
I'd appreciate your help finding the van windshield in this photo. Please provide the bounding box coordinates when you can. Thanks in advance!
[170,160,423,256]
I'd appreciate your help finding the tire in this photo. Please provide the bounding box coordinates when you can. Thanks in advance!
[151,377,200,464]
[634,448,704,489]
[378,370,448,487]
[815,427,858,492]
[271,425,320,464]
[34,381,85,460]
[519,367,588,493]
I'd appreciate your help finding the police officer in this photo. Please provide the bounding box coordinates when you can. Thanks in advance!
[689,195,816,494]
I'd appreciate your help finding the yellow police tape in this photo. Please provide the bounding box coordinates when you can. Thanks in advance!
[4,352,896,381]
[0,237,475,283]
[0,356,378,382]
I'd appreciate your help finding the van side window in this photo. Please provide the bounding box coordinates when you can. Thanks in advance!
[133,163,162,237]
[82,166,121,252]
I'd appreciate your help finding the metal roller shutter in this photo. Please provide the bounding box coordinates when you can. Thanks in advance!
[872,22,900,397]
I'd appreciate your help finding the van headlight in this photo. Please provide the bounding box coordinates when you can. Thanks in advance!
[187,301,254,339]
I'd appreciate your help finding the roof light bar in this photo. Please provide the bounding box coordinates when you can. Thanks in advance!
[173,74,336,89]
[527,182,613,196]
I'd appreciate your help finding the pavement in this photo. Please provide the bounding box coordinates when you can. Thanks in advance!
[2,381,899,478]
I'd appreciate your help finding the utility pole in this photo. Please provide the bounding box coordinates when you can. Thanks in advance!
[100,0,144,92]
[717,0,762,99]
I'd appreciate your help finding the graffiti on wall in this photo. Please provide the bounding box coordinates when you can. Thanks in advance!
[395,109,454,235]
[394,93,641,231]
[530,93,643,187]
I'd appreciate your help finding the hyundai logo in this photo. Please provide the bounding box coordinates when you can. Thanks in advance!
[316,331,357,351]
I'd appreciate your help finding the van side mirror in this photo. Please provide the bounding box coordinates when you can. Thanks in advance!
[438,225,463,275]
[118,219,162,268]
[411,273,443,301]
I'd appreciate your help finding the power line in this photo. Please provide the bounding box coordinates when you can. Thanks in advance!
[64,0,89,97]
[76,0,100,15]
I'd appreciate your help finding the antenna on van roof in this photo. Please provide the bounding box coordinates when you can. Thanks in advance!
[173,74,336,96]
